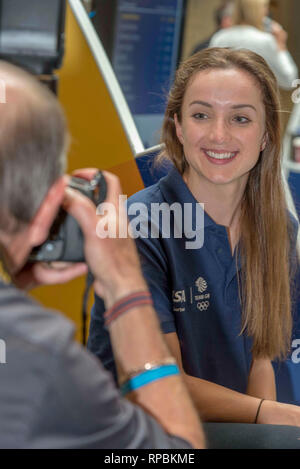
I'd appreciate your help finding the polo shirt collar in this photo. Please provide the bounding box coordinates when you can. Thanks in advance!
[158,166,216,229]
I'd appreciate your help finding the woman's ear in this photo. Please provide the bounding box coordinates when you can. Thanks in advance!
[174,114,184,145]
[261,132,268,151]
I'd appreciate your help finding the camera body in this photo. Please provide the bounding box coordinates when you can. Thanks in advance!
[30,171,107,263]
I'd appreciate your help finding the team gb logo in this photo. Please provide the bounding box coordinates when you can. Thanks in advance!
[195,277,207,293]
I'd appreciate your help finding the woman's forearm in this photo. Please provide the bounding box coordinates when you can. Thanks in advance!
[184,374,262,423]
[246,358,277,401]
[165,332,263,422]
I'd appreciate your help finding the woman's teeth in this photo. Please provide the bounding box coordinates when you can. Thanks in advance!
[205,150,236,160]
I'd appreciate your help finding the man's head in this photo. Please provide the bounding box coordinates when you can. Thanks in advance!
[0,61,69,274]
[215,1,234,30]
[0,61,68,233]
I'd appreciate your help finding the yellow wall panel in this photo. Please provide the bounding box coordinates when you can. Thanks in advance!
[31,4,144,341]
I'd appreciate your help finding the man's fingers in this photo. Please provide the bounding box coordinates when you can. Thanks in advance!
[71,168,99,180]
[63,187,98,237]
[64,171,123,221]
[63,170,127,248]
[34,262,88,284]
[14,262,88,289]
[101,171,123,207]
[70,169,123,207]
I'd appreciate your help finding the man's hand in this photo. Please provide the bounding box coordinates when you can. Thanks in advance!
[13,261,88,291]
[63,169,147,308]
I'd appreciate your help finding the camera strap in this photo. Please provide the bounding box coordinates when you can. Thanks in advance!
[81,270,94,346]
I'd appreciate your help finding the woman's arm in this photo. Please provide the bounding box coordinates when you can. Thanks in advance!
[165,332,262,423]
[264,33,298,89]
[246,358,277,401]
[165,332,300,426]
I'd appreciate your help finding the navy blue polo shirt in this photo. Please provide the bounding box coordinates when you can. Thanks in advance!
[88,167,256,393]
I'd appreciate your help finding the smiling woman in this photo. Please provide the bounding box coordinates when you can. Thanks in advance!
[158,48,292,361]
[89,48,300,430]
[131,47,300,424]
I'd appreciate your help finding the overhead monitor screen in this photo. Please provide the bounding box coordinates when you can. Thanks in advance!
[0,0,62,56]
[93,0,185,147]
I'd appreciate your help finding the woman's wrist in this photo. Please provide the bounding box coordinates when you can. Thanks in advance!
[254,399,265,423]
[255,399,277,424]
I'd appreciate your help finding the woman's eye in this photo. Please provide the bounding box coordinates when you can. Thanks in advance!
[193,113,208,120]
[233,115,250,124]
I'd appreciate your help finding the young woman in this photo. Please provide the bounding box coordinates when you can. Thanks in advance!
[126,47,300,425]
[89,47,300,428]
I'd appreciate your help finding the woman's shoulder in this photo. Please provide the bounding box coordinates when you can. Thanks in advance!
[128,181,164,208]
[127,166,182,207]
[287,210,299,238]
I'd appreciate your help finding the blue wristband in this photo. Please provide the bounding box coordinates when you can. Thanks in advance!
[120,364,180,396]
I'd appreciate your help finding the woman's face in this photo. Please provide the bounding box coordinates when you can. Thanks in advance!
[174,67,267,189]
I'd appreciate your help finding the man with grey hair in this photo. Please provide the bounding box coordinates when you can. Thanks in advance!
[0,61,204,449]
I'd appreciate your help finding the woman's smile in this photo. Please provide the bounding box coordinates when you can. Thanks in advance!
[202,148,239,164]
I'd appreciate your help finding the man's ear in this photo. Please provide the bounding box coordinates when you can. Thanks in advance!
[28,176,67,247]
[174,113,184,145]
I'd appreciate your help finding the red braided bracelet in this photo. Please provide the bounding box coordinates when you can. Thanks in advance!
[104,291,153,326]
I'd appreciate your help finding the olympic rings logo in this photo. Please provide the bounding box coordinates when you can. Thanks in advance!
[196,301,209,311]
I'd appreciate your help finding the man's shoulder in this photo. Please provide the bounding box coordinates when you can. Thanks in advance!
[0,282,74,354]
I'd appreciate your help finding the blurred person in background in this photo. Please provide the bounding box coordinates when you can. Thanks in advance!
[191,1,234,55]
[209,0,298,90]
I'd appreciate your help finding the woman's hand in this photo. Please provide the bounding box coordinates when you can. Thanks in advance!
[257,400,300,427]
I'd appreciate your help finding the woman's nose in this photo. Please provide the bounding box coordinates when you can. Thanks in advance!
[208,118,229,145]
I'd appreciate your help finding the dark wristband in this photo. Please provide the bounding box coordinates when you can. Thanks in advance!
[254,399,265,424]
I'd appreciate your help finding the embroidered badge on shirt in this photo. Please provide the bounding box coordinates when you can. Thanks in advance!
[172,276,211,312]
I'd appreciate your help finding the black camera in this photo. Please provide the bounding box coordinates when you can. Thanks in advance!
[30,171,107,263]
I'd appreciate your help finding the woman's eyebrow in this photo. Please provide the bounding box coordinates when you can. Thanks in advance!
[189,101,257,112]
[189,100,212,107]
[231,104,257,112]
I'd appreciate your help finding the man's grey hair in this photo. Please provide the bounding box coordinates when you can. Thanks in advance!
[0,61,68,232]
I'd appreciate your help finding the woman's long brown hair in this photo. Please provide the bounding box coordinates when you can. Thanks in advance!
[158,47,293,360]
